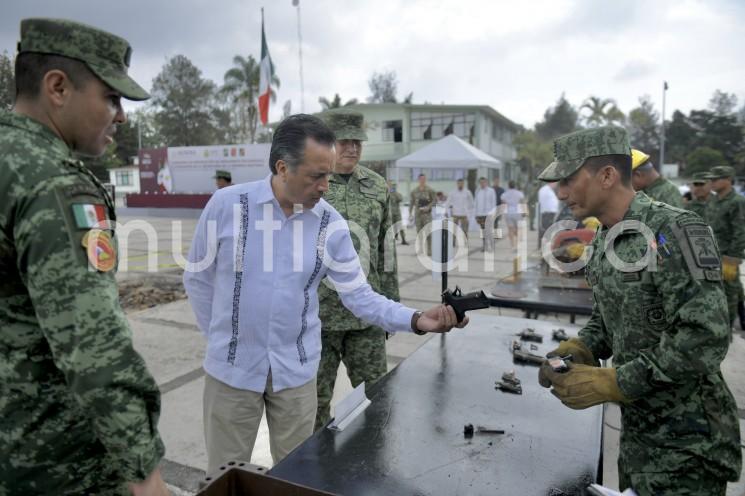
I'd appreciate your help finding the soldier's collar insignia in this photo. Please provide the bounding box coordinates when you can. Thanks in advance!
[82,229,116,272]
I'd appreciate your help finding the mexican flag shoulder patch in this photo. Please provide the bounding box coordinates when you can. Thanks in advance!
[72,203,107,229]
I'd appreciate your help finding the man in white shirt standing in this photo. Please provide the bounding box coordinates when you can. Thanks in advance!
[537,181,559,242]
[444,178,474,244]
[474,177,497,252]
[499,181,526,249]
[184,114,466,474]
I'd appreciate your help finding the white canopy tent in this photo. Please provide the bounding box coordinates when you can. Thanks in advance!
[394,134,502,174]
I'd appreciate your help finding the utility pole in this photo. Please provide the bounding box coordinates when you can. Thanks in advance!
[293,0,305,112]
[659,81,668,172]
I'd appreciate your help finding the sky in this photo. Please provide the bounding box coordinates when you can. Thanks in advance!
[2,0,745,128]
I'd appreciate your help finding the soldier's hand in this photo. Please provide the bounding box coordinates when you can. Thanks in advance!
[549,364,627,410]
[539,338,597,388]
[417,304,468,333]
[129,468,170,496]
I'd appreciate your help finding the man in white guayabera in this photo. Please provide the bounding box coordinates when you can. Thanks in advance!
[183,114,468,474]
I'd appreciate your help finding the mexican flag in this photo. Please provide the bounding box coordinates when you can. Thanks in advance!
[258,11,274,126]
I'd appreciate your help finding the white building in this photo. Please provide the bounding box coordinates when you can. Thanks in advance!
[108,165,141,201]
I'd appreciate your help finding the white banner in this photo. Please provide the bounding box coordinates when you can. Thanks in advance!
[166,144,271,193]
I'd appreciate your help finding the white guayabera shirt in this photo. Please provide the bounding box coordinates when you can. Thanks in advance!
[183,175,415,393]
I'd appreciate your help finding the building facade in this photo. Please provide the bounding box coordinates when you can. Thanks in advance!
[343,103,519,198]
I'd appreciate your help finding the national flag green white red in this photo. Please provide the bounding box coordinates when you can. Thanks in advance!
[72,203,107,228]
[258,11,274,125]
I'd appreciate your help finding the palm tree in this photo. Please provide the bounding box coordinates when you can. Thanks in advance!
[581,96,625,127]
[220,55,280,143]
[318,93,359,110]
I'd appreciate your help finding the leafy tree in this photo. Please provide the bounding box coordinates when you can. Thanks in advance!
[0,50,14,110]
[627,96,660,162]
[513,130,553,181]
[150,55,219,146]
[580,96,625,127]
[318,93,359,110]
[708,89,738,116]
[664,110,696,164]
[687,110,744,165]
[367,71,398,103]
[685,146,728,175]
[220,54,280,143]
[535,93,579,140]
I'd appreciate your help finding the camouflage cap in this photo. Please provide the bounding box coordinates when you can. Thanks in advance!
[709,165,735,179]
[691,171,713,184]
[213,170,232,181]
[18,18,149,101]
[538,126,631,181]
[322,109,368,141]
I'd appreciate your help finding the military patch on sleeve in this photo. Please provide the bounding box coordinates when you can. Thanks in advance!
[82,229,116,272]
[71,203,108,229]
[682,225,720,268]
[670,219,721,280]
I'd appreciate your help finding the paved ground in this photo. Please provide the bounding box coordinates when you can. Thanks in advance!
[115,211,745,495]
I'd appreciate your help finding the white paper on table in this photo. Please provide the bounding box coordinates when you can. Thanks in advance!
[327,382,371,432]
[587,484,638,496]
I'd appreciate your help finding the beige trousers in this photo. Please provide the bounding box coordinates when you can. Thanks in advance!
[203,371,317,474]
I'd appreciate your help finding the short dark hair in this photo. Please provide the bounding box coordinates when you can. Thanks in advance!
[479,177,487,181]
[508,180,516,188]
[15,53,95,100]
[269,114,336,174]
[583,154,631,185]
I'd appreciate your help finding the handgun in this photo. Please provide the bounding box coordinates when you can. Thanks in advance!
[552,329,569,342]
[441,286,490,323]
[517,328,543,343]
[512,347,545,366]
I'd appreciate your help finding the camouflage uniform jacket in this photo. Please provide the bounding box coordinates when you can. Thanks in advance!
[687,197,711,222]
[409,186,437,220]
[708,189,745,259]
[390,191,403,224]
[579,192,740,480]
[318,166,400,331]
[642,176,684,208]
[0,111,164,493]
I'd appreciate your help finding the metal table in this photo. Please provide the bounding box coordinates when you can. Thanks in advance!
[487,265,593,321]
[269,314,603,496]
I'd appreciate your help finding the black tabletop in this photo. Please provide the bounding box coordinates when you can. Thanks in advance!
[487,265,594,316]
[269,314,602,496]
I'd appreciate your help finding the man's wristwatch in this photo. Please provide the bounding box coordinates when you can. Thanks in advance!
[412,311,426,335]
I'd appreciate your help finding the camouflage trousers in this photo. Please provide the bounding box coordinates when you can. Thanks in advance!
[723,271,743,325]
[415,214,432,255]
[314,327,388,431]
[619,469,726,496]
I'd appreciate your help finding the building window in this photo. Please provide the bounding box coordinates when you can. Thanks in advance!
[116,170,133,186]
[410,112,475,141]
[382,120,403,142]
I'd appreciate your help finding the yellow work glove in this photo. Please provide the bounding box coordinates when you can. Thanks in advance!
[722,256,741,282]
[548,364,627,410]
[538,338,597,387]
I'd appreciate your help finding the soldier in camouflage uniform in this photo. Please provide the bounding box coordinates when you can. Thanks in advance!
[410,173,437,256]
[0,19,167,495]
[388,180,408,245]
[708,165,745,327]
[538,127,740,495]
[687,171,714,220]
[315,110,401,430]
[631,148,684,208]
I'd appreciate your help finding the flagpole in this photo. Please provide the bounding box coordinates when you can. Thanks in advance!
[659,81,668,173]
[294,0,305,113]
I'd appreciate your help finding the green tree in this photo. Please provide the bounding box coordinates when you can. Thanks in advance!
[628,96,660,162]
[0,50,14,110]
[580,96,625,127]
[150,55,219,146]
[685,146,728,175]
[708,89,738,116]
[687,109,744,166]
[535,93,579,140]
[665,110,696,164]
[513,130,554,181]
[219,54,280,143]
[367,71,399,103]
[318,93,359,110]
